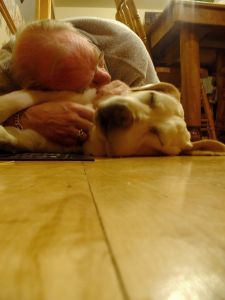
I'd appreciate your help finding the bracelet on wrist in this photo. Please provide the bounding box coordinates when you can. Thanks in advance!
[14,112,23,130]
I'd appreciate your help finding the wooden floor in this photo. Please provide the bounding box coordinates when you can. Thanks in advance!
[0,156,225,300]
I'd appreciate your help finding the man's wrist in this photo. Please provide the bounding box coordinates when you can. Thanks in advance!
[3,111,26,129]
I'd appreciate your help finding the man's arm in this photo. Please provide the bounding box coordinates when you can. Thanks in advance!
[0,90,49,123]
[0,88,97,123]
[0,89,96,146]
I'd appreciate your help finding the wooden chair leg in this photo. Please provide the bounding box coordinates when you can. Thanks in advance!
[201,84,217,140]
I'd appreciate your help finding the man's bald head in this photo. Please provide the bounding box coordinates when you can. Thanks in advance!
[11,20,110,91]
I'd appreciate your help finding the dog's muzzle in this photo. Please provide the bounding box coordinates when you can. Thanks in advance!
[96,103,134,135]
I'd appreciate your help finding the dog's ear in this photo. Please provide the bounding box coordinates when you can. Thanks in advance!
[131,82,180,102]
[182,139,225,156]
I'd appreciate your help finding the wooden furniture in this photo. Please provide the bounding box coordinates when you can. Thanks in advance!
[1,157,225,299]
[147,0,225,140]
[0,0,16,34]
[215,52,225,142]
[36,0,55,20]
[114,0,149,49]
[0,0,54,34]
[201,81,216,139]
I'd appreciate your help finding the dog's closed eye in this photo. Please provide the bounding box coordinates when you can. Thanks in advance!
[140,92,156,108]
[149,126,164,146]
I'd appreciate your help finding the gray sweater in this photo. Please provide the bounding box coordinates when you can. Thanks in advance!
[0,17,159,93]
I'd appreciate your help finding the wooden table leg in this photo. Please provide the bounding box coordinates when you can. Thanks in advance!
[180,25,201,141]
[215,51,225,143]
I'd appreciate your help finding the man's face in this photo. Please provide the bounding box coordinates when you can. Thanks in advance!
[85,42,112,89]
[50,34,111,91]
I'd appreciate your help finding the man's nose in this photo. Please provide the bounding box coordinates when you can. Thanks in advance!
[92,67,111,86]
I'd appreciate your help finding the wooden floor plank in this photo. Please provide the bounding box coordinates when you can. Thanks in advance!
[84,157,225,300]
[0,161,124,300]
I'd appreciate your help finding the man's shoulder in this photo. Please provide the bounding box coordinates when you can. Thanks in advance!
[63,17,147,57]
[61,17,138,39]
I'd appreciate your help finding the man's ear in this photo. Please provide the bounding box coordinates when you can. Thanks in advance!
[182,139,225,156]
[131,82,180,102]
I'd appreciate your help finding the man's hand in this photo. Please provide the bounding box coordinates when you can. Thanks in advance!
[10,102,94,146]
[94,80,131,107]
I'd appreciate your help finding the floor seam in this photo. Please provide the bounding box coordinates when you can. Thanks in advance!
[82,163,130,300]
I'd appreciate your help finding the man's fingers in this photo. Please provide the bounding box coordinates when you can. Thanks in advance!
[54,127,89,146]
[71,103,95,121]
[74,116,93,132]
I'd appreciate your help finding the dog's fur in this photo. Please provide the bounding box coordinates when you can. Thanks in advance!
[0,82,225,156]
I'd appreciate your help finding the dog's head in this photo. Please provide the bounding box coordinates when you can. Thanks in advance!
[84,82,193,156]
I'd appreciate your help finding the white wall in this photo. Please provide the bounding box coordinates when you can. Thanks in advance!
[54,7,117,20]
[54,7,162,22]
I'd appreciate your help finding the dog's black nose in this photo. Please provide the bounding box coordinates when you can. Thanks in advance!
[96,103,134,135]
